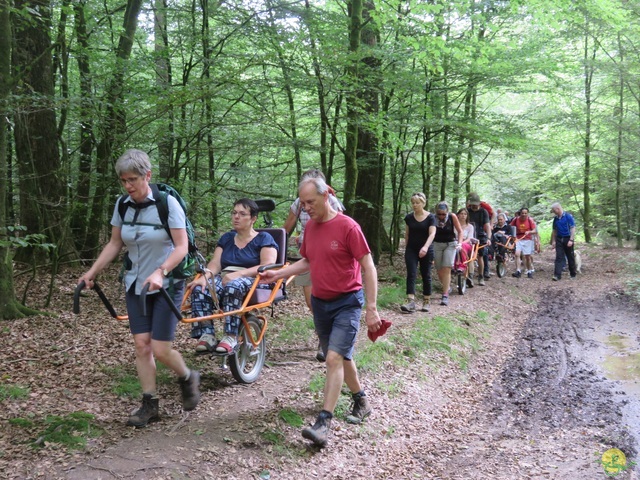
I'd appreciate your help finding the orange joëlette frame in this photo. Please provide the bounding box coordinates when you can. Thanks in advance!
[180,270,288,348]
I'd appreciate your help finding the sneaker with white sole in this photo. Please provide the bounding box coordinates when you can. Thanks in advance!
[216,335,238,353]
[195,333,217,354]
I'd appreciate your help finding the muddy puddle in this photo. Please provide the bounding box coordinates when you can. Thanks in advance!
[443,287,640,479]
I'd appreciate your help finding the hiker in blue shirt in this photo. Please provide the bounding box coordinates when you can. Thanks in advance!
[550,202,577,280]
[78,149,200,428]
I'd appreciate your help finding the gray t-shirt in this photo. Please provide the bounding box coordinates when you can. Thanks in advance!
[111,192,185,294]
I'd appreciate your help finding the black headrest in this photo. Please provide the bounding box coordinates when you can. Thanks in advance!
[255,199,276,213]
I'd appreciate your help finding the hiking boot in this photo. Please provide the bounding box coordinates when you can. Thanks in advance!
[302,410,332,447]
[478,276,485,286]
[421,300,430,312]
[512,270,521,278]
[346,391,372,424]
[466,277,474,288]
[316,341,326,362]
[527,271,533,279]
[552,276,560,281]
[400,301,416,313]
[127,394,159,428]
[440,295,449,306]
[179,370,201,411]
[195,333,217,354]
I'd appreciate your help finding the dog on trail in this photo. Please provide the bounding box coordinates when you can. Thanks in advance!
[573,250,582,274]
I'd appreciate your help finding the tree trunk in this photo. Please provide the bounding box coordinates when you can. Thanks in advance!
[615,32,624,248]
[201,0,218,235]
[87,0,143,258]
[154,0,175,180]
[0,0,38,319]
[12,0,73,266]
[343,0,362,213]
[304,0,329,175]
[71,0,94,256]
[582,22,594,243]
[353,1,382,262]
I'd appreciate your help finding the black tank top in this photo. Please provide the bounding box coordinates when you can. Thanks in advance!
[434,215,455,243]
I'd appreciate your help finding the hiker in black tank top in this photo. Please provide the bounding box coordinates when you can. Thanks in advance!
[401,193,436,313]
[433,202,464,307]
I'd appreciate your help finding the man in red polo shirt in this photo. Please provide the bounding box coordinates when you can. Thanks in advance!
[261,177,382,448]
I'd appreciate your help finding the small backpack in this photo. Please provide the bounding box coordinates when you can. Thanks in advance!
[117,183,198,279]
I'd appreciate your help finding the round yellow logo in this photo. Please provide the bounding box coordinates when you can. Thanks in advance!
[601,448,627,476]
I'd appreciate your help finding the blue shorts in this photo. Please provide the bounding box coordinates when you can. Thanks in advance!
[311,290,364,361]
[125,281,184,341]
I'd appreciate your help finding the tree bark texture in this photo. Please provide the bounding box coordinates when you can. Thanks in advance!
[12,0,73,266]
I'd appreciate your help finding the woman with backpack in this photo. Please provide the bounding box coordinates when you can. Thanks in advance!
[432,201,464,306]
[78,149,201,428]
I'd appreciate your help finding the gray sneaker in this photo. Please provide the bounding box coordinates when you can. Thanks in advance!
[440,295,449,306]
[478,276,485,286]
[345,392,372,424]
[400,301,416,313]
[179,370,201,411]
[302,410,332,447]
[127,394,159,428]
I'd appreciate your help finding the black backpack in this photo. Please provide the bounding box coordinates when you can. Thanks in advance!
[117,183,198,279]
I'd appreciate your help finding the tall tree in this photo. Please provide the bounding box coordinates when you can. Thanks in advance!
[0,0,37,319]
[343,0,362,212]
[352,0,383,261]
[12,0,70,252]
[86,0,143,258]
[582,13,595,243]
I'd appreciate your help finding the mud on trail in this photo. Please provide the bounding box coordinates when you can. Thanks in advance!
[2,245,640,479]
[439,288,640,479]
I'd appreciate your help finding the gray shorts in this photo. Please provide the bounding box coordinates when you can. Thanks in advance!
[311,290,364,361]
[125,281,184,341]
[434,241,457,270]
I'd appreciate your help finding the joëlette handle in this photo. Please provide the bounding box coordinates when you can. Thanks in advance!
[73,281,120,319]
[140,283,183,320]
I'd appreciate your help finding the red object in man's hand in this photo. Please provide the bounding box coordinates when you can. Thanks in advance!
[367,319,392,342]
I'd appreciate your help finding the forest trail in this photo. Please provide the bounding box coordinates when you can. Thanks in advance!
[2,244,639,479]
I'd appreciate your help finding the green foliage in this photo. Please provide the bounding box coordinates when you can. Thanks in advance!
[11,412,103,450]
[377,282,406,309]
[268,315,315,346]
[0,384,29,401]
[102,363,172,398]
[278,408,304,427]
[0,226,55,251]
[402,315,479,370]
[354,339,401,373]
[9,418,34,428]
[307,373,325,394]
[34,412,103,450]
[261,429,286,446]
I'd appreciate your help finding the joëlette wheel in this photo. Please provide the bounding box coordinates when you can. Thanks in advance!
[496,262,506,278]
[229,314,266,384]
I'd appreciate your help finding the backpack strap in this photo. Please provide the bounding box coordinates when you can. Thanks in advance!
[150,183,172,242]
[118,194,157,226]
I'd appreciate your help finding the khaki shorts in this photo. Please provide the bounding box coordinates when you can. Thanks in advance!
[293,270,311,287]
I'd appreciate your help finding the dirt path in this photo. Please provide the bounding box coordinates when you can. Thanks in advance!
[2,244,639,479]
